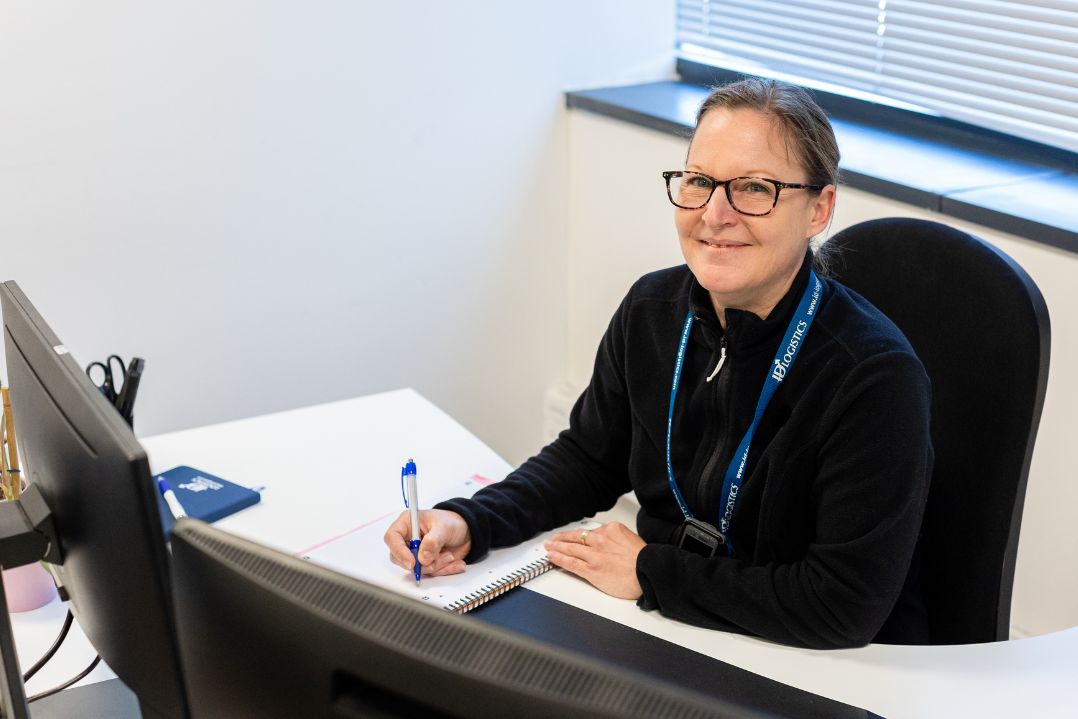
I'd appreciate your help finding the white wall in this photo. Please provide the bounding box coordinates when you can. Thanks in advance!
[0,1,674,466]
[567,109,1078,638]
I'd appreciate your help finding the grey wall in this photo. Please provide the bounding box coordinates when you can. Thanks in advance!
[0,1,674,465]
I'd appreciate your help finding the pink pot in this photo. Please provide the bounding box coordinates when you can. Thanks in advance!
[2,563,57,612]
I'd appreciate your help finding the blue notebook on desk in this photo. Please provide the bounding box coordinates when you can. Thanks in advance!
[155,465,261,535]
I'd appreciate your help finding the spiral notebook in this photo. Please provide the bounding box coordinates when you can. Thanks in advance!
[301,518,598,614]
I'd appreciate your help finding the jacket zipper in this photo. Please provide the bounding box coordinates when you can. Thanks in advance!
[696,336,733,517]
[706,338,727,382]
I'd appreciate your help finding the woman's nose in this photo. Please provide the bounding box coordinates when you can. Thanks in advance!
[701,185,739,227]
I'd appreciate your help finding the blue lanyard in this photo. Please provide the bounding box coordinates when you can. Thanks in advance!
[665,272,822,556]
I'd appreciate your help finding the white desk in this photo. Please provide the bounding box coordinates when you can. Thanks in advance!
[140,388,513,556]
[528,508,1078,718]
[10,389,1078,718]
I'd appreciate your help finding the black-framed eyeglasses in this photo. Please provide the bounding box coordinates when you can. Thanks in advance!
[662,171,825,216]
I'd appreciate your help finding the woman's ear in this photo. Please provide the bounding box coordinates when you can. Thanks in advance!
[807,184,837,236]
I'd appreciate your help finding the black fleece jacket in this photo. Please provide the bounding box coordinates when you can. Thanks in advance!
[438,255,933,649]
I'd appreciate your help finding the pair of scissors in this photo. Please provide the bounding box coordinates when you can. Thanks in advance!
[85,355,127,405]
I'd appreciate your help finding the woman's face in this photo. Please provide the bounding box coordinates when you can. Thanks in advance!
[676,107,835,321]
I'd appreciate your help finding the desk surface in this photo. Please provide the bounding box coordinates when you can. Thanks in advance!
[11,389,1078,718]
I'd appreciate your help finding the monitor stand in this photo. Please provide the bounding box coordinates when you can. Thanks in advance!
[0,488,135,718]
[0,485,55,719]
[23,679,140,719]
[0,579,141,719]
[0,572,30,719]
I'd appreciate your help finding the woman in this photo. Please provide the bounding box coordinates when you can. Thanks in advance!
[385,78,932,649]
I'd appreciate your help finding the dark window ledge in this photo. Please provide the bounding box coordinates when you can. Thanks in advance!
[566,81,1078,255]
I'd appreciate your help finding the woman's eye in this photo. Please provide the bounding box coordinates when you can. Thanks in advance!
[744,182,770,194]
[687,175,713,189]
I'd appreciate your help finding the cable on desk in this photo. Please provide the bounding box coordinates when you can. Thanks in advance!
[26,654,101,704]
[21,609,74,683]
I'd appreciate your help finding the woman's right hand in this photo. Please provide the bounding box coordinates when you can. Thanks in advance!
[383,509,472,577]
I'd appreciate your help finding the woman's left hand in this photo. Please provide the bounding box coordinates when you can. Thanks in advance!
[545,522,646,600]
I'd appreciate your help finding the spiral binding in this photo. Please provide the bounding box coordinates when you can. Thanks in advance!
[444,556,554,614]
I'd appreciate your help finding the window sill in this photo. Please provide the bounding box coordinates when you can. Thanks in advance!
[566,81,1078,255]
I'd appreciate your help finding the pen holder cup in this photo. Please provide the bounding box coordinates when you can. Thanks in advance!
[2,563,57,613]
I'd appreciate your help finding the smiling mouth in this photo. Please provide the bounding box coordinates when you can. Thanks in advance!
[699,239,747,249]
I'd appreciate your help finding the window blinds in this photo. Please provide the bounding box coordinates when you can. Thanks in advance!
[677,0,1078,153]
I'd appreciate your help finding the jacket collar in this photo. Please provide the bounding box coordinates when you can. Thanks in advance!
[687,251,815,354]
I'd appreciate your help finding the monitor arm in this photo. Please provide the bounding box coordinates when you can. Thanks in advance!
[0,483,62,568]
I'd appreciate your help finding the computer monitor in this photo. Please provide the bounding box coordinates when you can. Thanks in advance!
[0,281,188,719]
[168,518,765,719]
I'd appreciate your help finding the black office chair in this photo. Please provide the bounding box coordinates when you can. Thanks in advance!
[826,217,1051,645]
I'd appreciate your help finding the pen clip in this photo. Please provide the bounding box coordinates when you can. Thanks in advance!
[400,459,416,508]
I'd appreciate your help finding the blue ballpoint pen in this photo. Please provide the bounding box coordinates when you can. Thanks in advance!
[157,477,188,519]
[401,459,422,583]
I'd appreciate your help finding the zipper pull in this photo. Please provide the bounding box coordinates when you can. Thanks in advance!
[706,338,727,383]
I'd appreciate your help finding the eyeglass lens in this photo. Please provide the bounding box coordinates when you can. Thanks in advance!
[670,174,777,214]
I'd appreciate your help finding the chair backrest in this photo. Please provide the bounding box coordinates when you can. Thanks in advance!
[827,217,1051,644]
